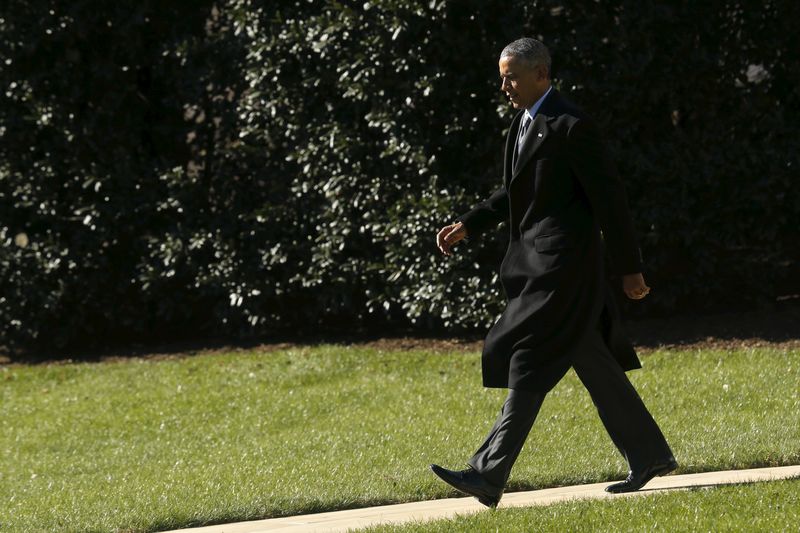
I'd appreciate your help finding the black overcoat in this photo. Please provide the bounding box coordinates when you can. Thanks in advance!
[455,88,643,392]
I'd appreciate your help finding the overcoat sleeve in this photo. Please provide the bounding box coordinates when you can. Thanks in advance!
[567,118,644,275]
[453,186,508,240]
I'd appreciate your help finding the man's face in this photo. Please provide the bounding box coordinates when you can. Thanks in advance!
[499,55,549,109]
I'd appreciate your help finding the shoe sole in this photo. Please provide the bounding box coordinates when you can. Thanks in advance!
[430,465,502,508]
[606,462,679,494]
[476,495,500,508]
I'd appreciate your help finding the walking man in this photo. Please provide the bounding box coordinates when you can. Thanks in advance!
[431,38,677,507]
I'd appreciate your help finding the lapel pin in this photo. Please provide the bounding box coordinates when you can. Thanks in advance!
[537,133,543,137]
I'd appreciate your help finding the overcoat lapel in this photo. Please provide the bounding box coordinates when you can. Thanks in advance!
[511,116,549,179]
[508,89,561,190]
[503,111,524,189]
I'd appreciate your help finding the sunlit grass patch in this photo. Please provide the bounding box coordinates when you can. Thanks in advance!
[0,345,798,532]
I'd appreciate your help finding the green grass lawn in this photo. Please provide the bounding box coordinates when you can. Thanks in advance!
[0,344,798,532]
[356,477,800,532]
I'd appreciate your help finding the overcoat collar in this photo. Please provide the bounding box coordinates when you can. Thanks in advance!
[506,87,561,189]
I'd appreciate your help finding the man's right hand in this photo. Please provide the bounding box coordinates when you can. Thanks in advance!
[622,272,651,300]
[436,222,467,256]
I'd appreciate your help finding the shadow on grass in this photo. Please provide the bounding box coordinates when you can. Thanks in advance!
[145,462,800,532]
[498,456,800,496]
[636,473,800,494]
[4,299,800,367]
[143,495,434,533]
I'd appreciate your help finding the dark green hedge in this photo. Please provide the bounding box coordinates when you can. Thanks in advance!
[2,0,798,355]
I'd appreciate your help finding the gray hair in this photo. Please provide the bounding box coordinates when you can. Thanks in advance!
[500,38,551,76]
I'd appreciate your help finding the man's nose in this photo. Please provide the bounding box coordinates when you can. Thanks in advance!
[500,78,510,91]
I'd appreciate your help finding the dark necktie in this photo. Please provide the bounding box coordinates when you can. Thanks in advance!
[514,113,532,163]
[519,113,532,140]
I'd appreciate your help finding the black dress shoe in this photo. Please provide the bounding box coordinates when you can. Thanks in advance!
[605,457,679,493]
[430,464,504,508]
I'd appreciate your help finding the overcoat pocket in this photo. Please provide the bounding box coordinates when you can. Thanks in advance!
[534,232,573,253]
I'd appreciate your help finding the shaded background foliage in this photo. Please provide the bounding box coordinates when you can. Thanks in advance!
[1,0,798,355]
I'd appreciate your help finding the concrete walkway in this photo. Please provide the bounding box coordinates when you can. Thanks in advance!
[161,465,800,533]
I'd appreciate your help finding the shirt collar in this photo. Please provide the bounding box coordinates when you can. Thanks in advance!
[525,85,553,121]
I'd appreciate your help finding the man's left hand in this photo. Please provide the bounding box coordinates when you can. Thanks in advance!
[622,273,651,300]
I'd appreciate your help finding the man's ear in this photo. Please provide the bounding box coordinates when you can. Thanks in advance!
[536,63,548,81]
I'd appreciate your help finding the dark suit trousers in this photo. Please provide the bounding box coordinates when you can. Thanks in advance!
[467,319,673,488]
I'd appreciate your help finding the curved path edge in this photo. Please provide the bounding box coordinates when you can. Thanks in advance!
[160,465,800,533]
